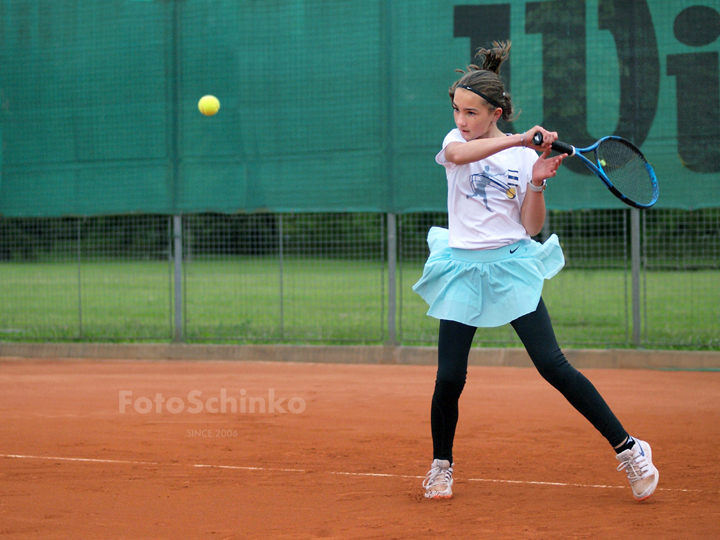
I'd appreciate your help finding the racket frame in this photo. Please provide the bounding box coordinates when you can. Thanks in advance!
[532,132,659,209]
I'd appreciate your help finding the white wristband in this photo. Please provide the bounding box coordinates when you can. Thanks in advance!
[528,179,546,192]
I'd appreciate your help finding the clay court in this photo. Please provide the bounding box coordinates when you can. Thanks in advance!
[1,353,718,539]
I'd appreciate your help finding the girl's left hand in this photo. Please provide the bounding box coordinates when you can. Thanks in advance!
[532,149,567,184]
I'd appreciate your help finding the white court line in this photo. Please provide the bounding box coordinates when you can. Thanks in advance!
[0,453,708,494]
[1,454,159,466]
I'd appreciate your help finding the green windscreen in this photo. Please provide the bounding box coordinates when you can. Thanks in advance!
[1,0,719,216]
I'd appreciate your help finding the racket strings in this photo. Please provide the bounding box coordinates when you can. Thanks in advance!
[596,140,658,206]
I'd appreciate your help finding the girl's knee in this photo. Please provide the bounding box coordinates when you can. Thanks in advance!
[534,352,575,385]
[433,377,466,403]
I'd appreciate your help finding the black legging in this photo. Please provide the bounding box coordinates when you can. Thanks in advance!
[431,297,629,463]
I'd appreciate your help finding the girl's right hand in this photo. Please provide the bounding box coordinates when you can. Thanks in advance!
[524,126,558,151]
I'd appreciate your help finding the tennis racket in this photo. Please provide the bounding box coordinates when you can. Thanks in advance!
[532,132,659,209]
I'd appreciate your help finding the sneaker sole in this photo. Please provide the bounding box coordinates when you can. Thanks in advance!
[426,492,453,500]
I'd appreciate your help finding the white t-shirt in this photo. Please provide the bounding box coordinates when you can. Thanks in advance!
[436,128,539,250]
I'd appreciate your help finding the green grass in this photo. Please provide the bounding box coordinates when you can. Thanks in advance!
[0,258,718,349]
[0,260,174,340]
[183,258,385,341]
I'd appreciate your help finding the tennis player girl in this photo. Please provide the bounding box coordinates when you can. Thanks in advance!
[413,41,659,501]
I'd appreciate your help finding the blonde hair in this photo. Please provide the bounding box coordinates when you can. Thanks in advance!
[449,40,517,122]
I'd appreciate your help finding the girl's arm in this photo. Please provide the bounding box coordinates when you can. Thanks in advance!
[444,126,558,165]
[521,150,567,237]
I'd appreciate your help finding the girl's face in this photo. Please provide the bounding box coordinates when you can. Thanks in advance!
[452,87,501,141]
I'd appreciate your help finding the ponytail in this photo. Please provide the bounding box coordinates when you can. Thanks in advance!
[449,40,517,122]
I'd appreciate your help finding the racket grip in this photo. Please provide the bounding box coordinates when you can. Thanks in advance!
[531,132,575,156]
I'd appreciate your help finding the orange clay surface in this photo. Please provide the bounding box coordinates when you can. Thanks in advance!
[0,358,718,539]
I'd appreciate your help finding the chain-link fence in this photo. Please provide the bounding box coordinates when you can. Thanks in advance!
[182,214,386,343]
[1,210,718,349]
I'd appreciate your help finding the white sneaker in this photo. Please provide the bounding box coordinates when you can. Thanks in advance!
[423,459,453,499]
[616,438,659,501]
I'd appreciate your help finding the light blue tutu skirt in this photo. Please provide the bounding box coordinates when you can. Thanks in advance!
[412,227,565,328]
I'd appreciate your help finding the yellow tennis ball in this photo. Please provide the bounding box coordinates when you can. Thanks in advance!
[198,95,220,116]
[599,159,607,167]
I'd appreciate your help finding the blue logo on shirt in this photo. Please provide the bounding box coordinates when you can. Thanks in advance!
[467,166,519,211]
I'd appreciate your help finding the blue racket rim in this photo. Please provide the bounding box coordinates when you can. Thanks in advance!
[577,136,659,209]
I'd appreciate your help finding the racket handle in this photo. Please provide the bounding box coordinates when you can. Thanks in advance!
[531,132,575,156]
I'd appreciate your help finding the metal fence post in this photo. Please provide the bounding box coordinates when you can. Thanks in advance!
[278,213,284,339]
[173,214,183,342]
[387,213,397,345]
[77,217,83,338]
[631,208,642,346]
